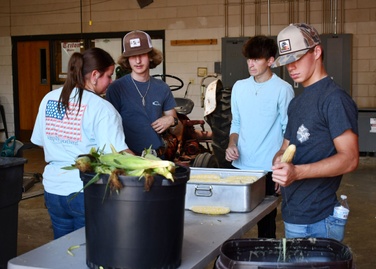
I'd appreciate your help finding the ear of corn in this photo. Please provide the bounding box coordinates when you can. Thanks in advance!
[191,205,230,215]
[99,153,175,172]
[281,144,296,163]
[151,167,174,181]
[74,155,94,172]
[126,169,145,177]
[142,147,174,182]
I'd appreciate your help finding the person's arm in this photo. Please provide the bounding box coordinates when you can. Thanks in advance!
[278,84,294,134]
[225,83,241,162]
[120,148,135,155]
[225,133,239,162]
[151,109,179,134]
[272,129,359,187]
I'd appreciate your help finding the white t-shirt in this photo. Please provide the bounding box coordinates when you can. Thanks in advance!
[31,87,128,195]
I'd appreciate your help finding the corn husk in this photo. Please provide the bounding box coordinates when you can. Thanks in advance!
[62,145,176,198]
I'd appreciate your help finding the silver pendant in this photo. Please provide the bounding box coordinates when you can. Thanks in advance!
[142,97,145,106]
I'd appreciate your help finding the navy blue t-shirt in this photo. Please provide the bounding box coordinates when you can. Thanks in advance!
[282,76,358,224]
[106,74,176,155]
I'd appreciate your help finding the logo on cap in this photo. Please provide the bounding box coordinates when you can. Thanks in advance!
[130,38,141,48]
[123,30,153,57]
[279,39,291,53]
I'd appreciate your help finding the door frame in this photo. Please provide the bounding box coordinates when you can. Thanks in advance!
[11,30,165,139]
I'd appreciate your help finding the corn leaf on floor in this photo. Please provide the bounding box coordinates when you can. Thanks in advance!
[18,147,376,268]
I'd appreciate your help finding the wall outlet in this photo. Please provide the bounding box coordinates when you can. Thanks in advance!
[189,79,194,84]
[197,67,207,77]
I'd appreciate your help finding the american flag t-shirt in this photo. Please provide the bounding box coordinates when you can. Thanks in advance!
[45,100,86,143]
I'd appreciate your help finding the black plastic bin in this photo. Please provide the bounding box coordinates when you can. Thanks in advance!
[81,165,190,269]
[0,157,27,269]
[215,238,353,269]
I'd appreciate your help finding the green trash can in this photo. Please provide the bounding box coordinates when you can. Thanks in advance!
[0,157,27,269]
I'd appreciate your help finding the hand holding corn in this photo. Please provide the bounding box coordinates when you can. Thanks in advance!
[272,144,296,188]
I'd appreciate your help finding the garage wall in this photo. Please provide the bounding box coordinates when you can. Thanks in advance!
[0,0,375,140]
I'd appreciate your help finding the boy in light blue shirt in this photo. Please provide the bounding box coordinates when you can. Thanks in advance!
[226,35,294,238]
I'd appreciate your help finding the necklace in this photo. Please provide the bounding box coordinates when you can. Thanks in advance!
[131,77,151,106]
[253,74,272,95]
[254,83,265,96]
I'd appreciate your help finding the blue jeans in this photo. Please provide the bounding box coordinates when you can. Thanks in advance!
[284,215,347,242]
[44,191,85,239]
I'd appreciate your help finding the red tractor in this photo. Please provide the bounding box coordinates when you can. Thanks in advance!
[153,74,232,168]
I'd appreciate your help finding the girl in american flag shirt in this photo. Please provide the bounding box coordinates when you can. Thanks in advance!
[31,47,132,239]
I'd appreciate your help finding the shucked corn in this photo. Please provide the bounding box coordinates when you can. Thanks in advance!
[281,144,296,163]
[225,175,258,184]
[190,205,230,215]
[189,174,221,181]
[189,174,258,184]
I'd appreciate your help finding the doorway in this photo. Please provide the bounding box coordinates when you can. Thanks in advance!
[16,41,50,142]
[12,31,165,143]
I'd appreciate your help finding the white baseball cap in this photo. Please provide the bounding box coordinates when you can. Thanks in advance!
[272,23,321,67]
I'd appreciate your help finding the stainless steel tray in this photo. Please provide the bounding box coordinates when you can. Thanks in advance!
[185,168,266,213]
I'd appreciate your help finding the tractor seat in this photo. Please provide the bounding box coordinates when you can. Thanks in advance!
[174,97,194,115]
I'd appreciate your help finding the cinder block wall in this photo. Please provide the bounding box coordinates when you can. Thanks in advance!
[0,0,375,140]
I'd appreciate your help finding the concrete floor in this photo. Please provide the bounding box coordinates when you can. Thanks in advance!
[15,147,376,268]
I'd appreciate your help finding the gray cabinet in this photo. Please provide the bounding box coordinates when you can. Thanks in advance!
[221,37,249,89]
[221,36,282,89]
[358,109,376,154]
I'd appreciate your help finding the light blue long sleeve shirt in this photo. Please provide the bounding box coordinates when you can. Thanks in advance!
[230,74,294,171]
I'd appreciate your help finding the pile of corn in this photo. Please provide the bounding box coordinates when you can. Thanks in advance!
[189,174,258,184]
[63,145,176,193]
[190,205,230,215]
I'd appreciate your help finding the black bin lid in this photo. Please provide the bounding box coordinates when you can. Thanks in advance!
[0,157,27,168]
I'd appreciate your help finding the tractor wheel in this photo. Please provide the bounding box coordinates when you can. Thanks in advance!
[191,152,218,168]
[205,81,233,168]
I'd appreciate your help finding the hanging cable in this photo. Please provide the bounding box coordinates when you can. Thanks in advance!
[80,0,84,49]
[240,0,244,37]
[267,0,271,36]
[80,0,83,35]
[255,0,261,36]
[89,0,92,26]
[224,0,228,37]
[305,0,310,24]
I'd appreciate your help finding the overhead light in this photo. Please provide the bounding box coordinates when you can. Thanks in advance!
[137,0,153,8]
[80,39,85,49]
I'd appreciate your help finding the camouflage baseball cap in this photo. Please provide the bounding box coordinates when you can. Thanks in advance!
[272,23,321,68]
[123,30,153,57]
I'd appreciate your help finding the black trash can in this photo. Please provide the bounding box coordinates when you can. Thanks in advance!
[0,157,27,269]
[215,238,353,269]
[81,165,190,269]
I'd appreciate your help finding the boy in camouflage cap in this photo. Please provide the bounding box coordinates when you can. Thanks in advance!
[271,23,359,241]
